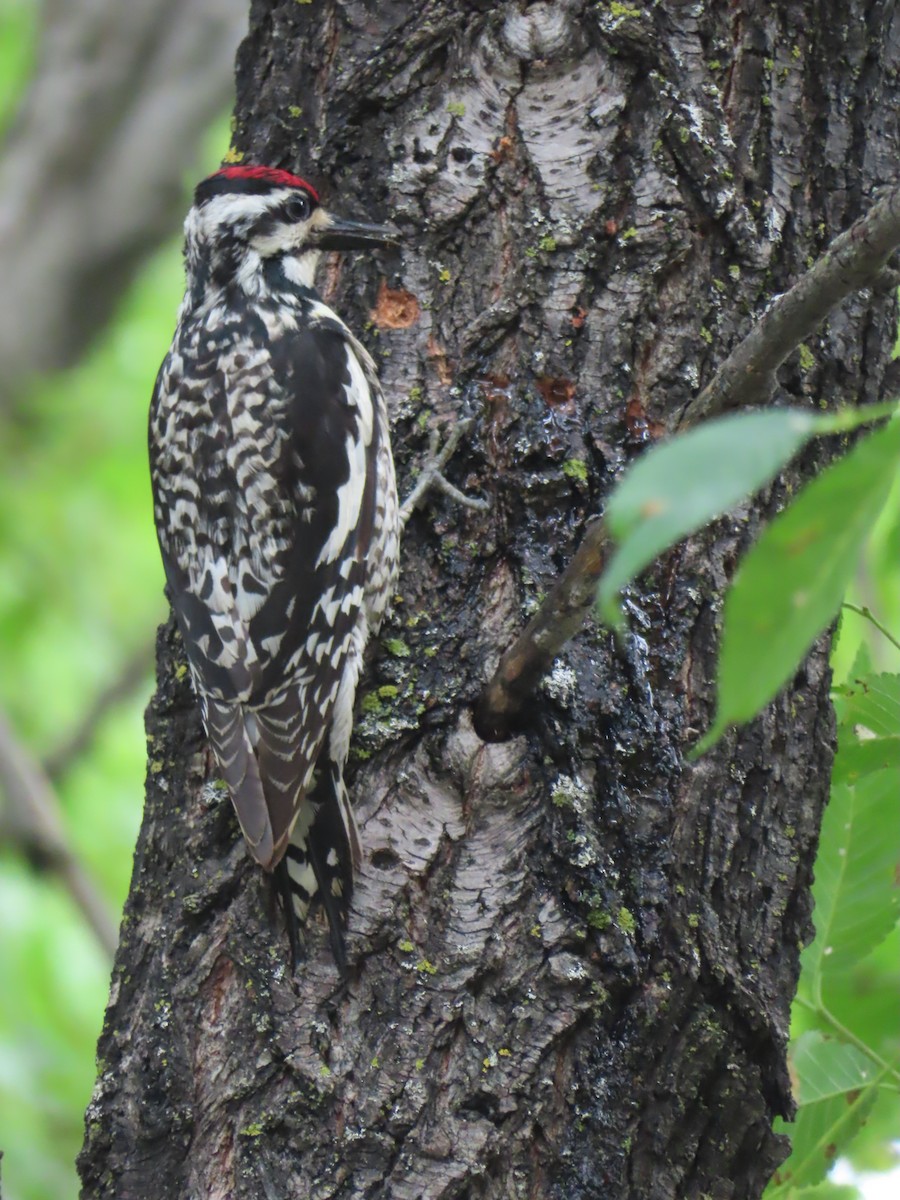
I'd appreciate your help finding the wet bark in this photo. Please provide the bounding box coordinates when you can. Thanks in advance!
[78,3,900,1198]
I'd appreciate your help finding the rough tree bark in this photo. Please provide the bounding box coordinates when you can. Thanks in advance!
[78,3,900,1198]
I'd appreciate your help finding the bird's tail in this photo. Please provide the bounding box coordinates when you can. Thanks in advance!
[204,696,279,865]
[204,696,360,972]
[279,759,361,974]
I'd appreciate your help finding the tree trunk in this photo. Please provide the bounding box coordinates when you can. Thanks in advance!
[78,3,899,1197]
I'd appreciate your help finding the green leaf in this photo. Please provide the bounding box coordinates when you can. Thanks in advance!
[807,927,900,1081]
[599,410,816,623]
[768,1032,883,1194]
[697,419,900,750]
[597,404,897,626]
[792,1032,879,1104]
[801,768,900,995]
[832,736,900,783]
[834,673,900,739]
[774,1184,858,1200]
[783,1185,859,1200]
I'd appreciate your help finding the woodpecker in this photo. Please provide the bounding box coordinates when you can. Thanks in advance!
[148,164,400,973]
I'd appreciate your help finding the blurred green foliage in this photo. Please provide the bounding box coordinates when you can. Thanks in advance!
[0,0,36,136]
[0,240,181,1199]
[0,8,223,1193]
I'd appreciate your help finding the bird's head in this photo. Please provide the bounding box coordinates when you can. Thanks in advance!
[184,164,396,295]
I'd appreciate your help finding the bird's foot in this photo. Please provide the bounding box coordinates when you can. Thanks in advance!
[399,417,490,527]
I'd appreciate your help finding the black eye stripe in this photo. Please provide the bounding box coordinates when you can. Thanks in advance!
[246,192,314,242]
[250,212,281,240]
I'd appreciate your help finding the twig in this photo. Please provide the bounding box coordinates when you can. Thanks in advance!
[474,519,609,741]
[0,710,119,956]
[475,184,900,741]
[44,641,155,781]
[842,602,900,656]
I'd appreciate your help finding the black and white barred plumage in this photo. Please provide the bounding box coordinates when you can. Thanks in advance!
[149,166,399,970]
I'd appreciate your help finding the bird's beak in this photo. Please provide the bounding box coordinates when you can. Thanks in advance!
[313,214,399,251]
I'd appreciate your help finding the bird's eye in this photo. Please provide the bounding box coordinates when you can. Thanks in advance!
[285,193,311,222]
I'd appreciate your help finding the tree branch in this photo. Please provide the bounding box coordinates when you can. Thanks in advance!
[475,184,900,742]
[681,184,900,426]
[399,418,490,524]
[0,709,118,956]
[43,641,155,781]
[474,518,608,741]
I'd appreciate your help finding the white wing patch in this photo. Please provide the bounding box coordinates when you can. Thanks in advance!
[315,348,374,567]
[347,346,374,442]
[328,620,369,766]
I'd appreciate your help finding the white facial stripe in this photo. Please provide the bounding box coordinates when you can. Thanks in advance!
[251,206,331,257]
[186,189,295,239]
[236,249,264,295]
[252,222,309,257]
[281,252,321,288]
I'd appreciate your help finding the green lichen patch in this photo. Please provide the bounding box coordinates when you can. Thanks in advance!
[617,906,636,936]
[562,458,589,484]
[609,2,641,19]
[383,637,411,658]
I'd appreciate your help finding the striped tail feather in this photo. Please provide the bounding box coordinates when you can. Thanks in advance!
[246,692,321,868]
[204,697,277,867]
[205,694,360,972]
[278,760,361,975]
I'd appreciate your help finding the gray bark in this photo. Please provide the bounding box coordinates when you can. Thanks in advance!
[79,2,900,1198]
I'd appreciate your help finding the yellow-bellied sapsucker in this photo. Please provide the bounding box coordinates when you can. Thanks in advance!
[148,165,400,972]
